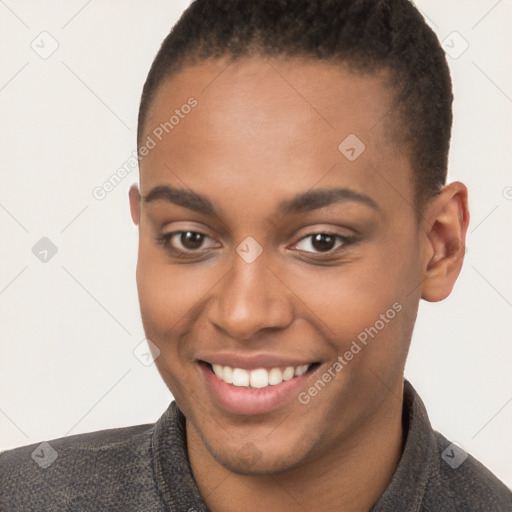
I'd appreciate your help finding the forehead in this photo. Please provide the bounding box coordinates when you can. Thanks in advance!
[140,57,414,219]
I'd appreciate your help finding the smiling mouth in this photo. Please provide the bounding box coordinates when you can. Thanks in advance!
[200,361,321,389]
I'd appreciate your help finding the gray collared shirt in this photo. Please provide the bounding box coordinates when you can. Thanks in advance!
[1,380,511,511]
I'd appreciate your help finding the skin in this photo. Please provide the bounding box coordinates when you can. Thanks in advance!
[129,56,469,511]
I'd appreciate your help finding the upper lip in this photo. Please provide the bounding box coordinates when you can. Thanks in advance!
[199,352,318,370]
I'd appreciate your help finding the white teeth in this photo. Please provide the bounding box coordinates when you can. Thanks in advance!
[223,366,233,384]
[249,368,269,388]
[295,364,309,376]
[232,368,250,387]
[268,368,283,385]
[210,363,311,388]
[282,366,295,381]
[212,364,223,379]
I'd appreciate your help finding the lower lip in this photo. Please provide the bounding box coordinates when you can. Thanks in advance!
[200,363,315,416]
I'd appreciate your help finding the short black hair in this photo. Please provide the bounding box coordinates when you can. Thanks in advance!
[137,0,453,209]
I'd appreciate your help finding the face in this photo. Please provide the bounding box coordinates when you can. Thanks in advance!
[130,56,428,475]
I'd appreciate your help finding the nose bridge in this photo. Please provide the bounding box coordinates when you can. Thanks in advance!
[207,248,293,340]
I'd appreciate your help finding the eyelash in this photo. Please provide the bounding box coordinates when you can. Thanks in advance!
[155,230,355,259]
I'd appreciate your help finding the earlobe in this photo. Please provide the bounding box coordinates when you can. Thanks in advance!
[129,183,141,226]
[420,182,470,302]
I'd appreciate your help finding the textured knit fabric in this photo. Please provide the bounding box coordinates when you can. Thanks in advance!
[1,380,511,511]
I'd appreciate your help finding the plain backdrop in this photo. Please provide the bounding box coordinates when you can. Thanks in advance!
[1,0,511,488]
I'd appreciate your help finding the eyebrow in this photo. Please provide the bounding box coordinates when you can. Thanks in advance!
[279,187,379,214]
[143,185,216,215]
[142,184,379,216]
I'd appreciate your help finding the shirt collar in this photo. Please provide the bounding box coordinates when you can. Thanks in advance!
[152,401,209,511]
[152,379,438,511]
[370,380,439,511]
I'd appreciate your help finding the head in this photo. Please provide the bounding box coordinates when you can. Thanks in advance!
[129,0,469,475]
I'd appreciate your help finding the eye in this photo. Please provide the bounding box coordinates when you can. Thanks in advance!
[156,230,218,256]
[292,233,353,255]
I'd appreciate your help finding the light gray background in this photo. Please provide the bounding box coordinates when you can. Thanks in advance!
[1,0,511,487]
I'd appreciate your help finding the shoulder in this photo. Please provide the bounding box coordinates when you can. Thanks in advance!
[0,421,154,468]
[424,430,512,511]
[0,422,162,511]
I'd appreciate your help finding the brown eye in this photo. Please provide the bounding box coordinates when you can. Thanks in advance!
[155,230,218,257]
[293,233,353,255]
[179,231,205,250]
[310,234,336,252]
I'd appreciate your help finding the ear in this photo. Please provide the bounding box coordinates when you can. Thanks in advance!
[420,181,470,302]
[129,183,141,226]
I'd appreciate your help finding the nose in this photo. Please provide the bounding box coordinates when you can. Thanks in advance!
[206,250,294,341]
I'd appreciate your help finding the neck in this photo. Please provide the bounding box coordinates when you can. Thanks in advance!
[187,380,405,512]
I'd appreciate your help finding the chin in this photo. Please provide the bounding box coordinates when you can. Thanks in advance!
[213,445,310,476]
[202,425,320,477]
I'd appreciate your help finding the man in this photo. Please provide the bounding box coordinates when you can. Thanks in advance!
[1,1,511,510]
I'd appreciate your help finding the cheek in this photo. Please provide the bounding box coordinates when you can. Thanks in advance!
[136,244,210,333]
[135,251,206,395]
[284,234,420,364]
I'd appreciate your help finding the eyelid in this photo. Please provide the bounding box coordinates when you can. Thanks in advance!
[156,227,356,262]
[289,232,355,255]
[157,230,220,254]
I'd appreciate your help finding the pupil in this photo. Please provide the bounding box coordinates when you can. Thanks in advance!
[181,232,203,250]
[312,233,335,252]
